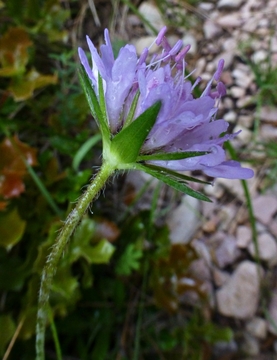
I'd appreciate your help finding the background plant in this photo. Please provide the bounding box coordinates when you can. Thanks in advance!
[0,0,261,359]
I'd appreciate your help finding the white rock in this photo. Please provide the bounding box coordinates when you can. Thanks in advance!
[198,3,214,11]
[212,267,231,287]
[217,205,237,232]
[238,114,253,128]
[252,195,277,225]
[232,68,253,88]
[138,2,165,35]
[216,261,261,319]
[229,86,245,98]
[189,258,211,282]
[269,219,277,238]
[206,62,215,73]
[271,37,277,52]
[203,20,222,39]
[182,33,197,54]
[216,14,243,28]
[260,106,277,123]
[246,317,267,339]
[217,176,256,202]
[233,124,252,144]
[251,50,268,64]
[215,235,241,268]
[204,182,224,198]
[256,222,267,233]
[223,96,234,109]
[167,195,200,244]
[218,0,245,9]
[236,225,252,248]
[236,95,253,108]
[224,110,237,123]
[248,232,277,266]
[134,36,158,55]
[261,124,277,140]
[222,38,237,52]
[214,51,235,69]
[192,239,212,267]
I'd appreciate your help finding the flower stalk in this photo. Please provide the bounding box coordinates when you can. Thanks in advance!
[36,161,116,360]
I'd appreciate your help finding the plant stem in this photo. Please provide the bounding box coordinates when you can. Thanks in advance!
[36,161,115,360]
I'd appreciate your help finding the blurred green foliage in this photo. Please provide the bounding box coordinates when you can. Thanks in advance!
[0,0,232,359]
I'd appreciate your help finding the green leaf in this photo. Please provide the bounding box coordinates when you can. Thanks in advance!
[110,101,161,164]
[72,133,102,171]
[137,150,209,161]
[134,163,212,202]
[116,244,143,276]
[90,318,112,360]
[83,239,115,264]
[51,266,80,303]
[69,218,115,264]
[0,315,16,356]
[0,208,26,249]
[78,66,110,146]
[143,163,211,185]
[0,251,28,291]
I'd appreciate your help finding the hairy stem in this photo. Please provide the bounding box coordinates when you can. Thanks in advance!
[36,162,115,360]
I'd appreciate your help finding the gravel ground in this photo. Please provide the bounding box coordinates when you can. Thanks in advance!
[80,0,277,357]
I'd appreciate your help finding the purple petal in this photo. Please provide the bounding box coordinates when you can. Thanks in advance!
[100,29,114,76]
[78,47,95,83]
[202,161,254,179]
[105,47,137,130]
[86,35,107,80]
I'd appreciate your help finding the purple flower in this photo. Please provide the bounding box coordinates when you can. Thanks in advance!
[78,28,254,180]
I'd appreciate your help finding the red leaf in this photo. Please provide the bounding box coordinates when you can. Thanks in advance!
[0,136,37,202]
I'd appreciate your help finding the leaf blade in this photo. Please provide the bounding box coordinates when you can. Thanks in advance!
[134,163,212,202]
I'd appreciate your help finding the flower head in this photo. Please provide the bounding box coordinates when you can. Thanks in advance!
[78,28,253,182]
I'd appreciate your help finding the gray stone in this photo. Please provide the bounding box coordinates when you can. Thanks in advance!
[260,106,277,123]
[233,124,252,145]
[182,33,197,54]
[216,14,243,28]
[261,124,277,140]
[134,36,158,55]
[203,20,222,39]
[138,2,165,35]
[213,267,231,287]
[229,86,245,98]
[167,195,200,243]
[218,0,245,9]
[237,95,253,108]
[238,114,254,128]
[246,317,267,339]
[232,68,254,88]
[224,110,237,123]
[236,225,252,248]
[252,195,277,225]
[252,50,268,64]
[216,261,261,319]
[215,235,241,268]
[248,232,277,266]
